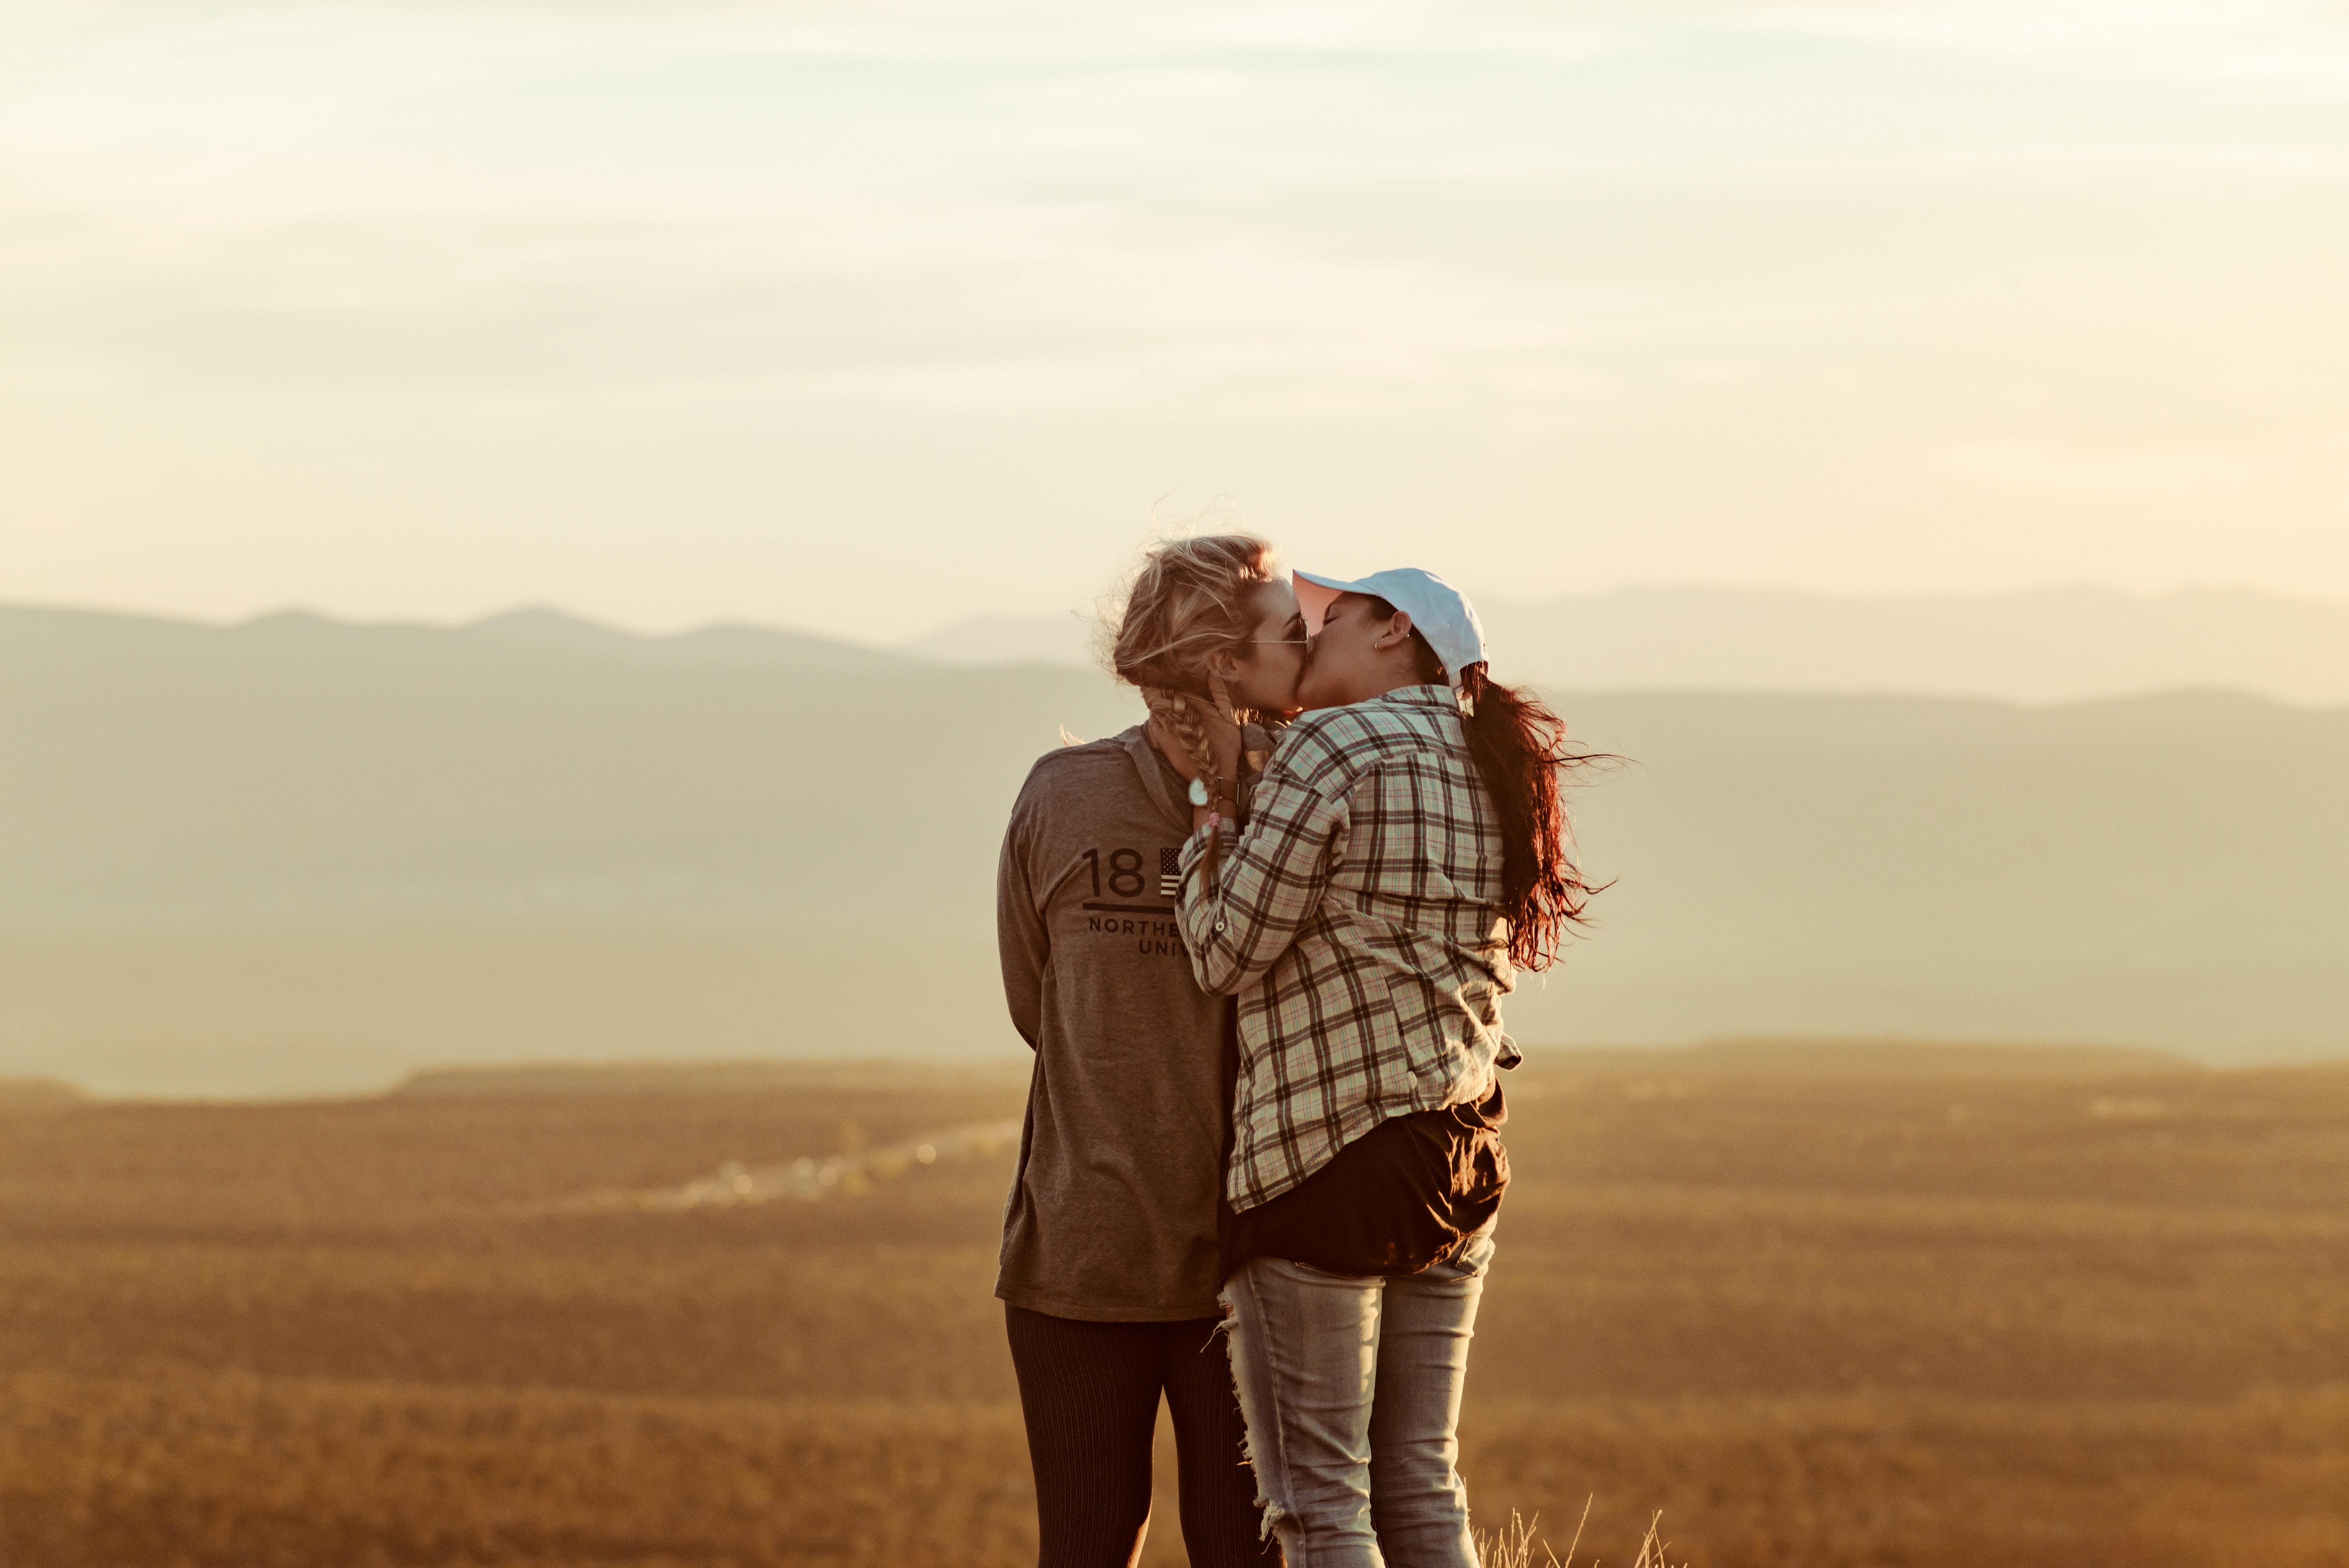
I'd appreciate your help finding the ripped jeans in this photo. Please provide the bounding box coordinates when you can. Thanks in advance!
[1219,1231,1494,1568]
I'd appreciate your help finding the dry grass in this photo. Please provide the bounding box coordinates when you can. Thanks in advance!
[1478,1501,1684,1568]
[4,1051,2347,1566]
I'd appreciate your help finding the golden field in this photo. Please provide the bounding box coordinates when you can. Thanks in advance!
[4,1046,2346,1567]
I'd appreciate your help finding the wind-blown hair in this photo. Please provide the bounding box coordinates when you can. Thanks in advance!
[1105,533,1281,815]
[1369,596,1608,972]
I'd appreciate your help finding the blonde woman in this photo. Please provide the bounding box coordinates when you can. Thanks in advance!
[994,534,1308,1567]
[1157,567,1601,1568]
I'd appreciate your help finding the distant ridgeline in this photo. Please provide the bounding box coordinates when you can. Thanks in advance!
[911,584,2349,706]
[2,601,2345,1096]
[0,1076,86,1106]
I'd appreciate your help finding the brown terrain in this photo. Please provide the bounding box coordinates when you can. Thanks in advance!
[4,1043,2346,1567]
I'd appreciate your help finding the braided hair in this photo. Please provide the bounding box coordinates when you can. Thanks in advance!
[1106,533,1283,820]
[1139,686,1228,805]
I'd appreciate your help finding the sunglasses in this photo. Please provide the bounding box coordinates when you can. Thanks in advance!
[1242,616,1314,649]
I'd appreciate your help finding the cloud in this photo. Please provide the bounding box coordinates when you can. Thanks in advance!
[1781,0,2349,94]
[1926,440,2271,504]
[7,0,2349,622]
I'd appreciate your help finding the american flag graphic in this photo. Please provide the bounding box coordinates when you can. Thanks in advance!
[1159,846,1182,898]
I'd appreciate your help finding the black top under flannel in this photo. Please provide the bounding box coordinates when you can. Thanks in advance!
[1220,1078,1508,1279]
[1176,684,1521,1212]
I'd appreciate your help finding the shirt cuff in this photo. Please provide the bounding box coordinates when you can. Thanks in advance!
[1174,823,1230,941]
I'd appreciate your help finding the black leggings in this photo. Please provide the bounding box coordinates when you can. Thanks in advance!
[1004,1305,1277,1567]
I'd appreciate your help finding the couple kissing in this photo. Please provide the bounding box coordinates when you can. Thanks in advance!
[996,534,1598,1568]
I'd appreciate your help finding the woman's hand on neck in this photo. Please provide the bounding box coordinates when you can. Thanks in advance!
[1147,707,1244,832]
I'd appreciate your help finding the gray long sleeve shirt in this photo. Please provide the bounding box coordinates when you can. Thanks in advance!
[994,724,1235,1321]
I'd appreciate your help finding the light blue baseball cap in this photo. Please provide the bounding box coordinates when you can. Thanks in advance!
[1293,566,1489,692]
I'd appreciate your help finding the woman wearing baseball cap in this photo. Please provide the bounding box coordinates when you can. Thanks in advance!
[1156,565,1602,1568]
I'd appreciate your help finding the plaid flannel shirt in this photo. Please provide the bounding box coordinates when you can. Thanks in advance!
[1176,684,1520,1212]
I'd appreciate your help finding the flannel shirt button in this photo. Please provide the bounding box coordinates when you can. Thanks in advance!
[1215,917,1228,933]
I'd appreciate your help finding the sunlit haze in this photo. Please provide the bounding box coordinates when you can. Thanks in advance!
[6,0,2349,642]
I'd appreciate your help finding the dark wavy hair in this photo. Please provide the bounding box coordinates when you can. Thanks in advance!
[1371,597,1609,971]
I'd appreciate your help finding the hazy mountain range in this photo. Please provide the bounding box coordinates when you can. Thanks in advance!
[909,584,2349,706]
[3,600,2345,1096]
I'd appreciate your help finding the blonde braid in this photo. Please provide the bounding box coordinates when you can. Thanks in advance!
[1142,686,1226,809]
[1106,531,1280,889]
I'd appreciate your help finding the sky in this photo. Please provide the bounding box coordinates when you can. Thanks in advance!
[4,0,2348,644]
